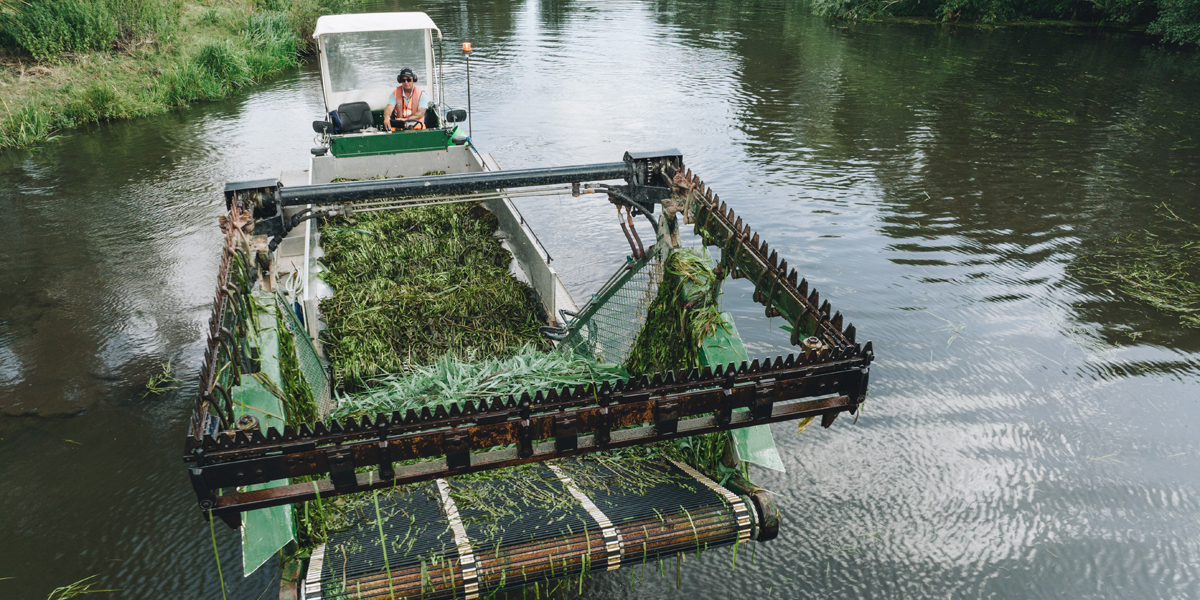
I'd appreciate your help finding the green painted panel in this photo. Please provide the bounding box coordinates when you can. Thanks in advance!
[699,313,786,473]
[329,126,457,158]
[232,301,295,577]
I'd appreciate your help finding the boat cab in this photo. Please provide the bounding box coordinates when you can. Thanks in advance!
[305,12,468,184]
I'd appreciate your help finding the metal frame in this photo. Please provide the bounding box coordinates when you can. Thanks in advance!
[188,151,875,527]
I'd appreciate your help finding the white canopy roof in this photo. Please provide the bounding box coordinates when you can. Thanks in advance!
[313,12,441,39]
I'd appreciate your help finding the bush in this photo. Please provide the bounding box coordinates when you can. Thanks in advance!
[812,0,1195,38]
[1150,0,1200,44]
[0,0,181,60]
[1,0,118,60]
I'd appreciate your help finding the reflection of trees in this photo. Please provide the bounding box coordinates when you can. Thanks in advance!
[650,1,1199,346]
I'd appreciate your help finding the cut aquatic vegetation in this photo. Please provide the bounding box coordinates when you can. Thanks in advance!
[625,247,727,376]
[318,202,550,391]
[1070,202,1200,327]
[332,344,628,419]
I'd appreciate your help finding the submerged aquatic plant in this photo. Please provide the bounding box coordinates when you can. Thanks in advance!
[331,344,628,418]
[1070,202,1200,327]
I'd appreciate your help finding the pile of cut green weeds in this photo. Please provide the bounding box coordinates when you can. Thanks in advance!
[318,203,550,391]
[1070,202,1200,327]
[331,344,628,419]
[625,248,727,376]
[624,247,738,480]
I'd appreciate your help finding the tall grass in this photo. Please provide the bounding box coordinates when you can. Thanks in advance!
[0,0,183,60]
[1,0,359,149]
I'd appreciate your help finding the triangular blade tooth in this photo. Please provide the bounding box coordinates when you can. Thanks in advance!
[798,278,808,296]
[434,405,449,420]
[845,324,857,344]
[734,216,743,232]
[832,311,843,332]
[299,423,314,437]
[778,259,787,275]
[820,299,831,317]
[750,232,760,250]
[749,358,761,372]
[462,401,476,416]
[449,403,462,417]
[506,396,518,409]
[419,407,433,421]
[783,354,795,368]
[769,250,778,269]
[701,366,713,379]
[404,409,420,425]
[390,411,403,425]
[809,288,819,307]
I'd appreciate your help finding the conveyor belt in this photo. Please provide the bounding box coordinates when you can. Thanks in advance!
[303,458,755,599]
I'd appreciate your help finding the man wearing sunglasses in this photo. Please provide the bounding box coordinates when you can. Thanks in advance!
[384,68,428,131]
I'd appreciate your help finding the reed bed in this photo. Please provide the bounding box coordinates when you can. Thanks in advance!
[317,203,550,392]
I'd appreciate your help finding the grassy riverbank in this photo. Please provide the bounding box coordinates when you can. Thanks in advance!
[0,0,349,150]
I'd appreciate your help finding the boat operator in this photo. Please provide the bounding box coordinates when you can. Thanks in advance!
[385,68,427,131]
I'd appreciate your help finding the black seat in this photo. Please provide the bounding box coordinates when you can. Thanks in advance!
[335,102,373,133]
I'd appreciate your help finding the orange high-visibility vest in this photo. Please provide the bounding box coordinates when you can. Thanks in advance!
[392,86,426,129]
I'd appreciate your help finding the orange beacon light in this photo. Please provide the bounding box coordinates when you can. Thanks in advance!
[462,42,472,52]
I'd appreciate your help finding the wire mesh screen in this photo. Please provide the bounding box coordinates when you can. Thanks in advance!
[276,294,334,419]
[559,249,664,365]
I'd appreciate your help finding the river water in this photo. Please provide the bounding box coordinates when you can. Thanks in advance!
[2,0,1199,597]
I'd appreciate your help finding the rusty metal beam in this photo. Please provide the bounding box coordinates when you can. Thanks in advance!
[673,168,858,349]
[207,391,856,519]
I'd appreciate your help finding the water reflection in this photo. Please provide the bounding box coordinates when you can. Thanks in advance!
[1,0,1199,597]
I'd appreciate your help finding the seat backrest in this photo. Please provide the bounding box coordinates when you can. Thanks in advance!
[335,102,373,133]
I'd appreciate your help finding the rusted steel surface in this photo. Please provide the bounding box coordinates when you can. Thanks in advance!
[192,348,870,518]
[668,167,860,349]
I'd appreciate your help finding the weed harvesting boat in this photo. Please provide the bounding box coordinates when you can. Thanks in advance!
[184,12,874,599]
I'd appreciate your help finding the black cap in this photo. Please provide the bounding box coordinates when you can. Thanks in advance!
[397,68,417,83]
